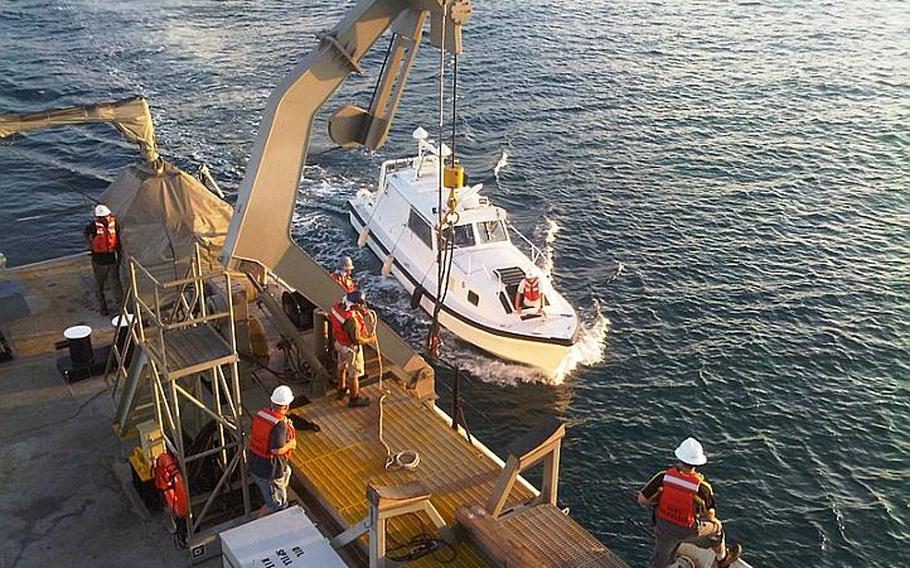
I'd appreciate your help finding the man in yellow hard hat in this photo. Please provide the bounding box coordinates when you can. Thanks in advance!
[637,437,742,568]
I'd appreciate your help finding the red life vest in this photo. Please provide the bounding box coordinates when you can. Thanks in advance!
[249,408,295,460]
[91,215,118,254]
[657,467,702,528]
[521,278,541,302]
[332,271,356,293]
[330,302,354,346]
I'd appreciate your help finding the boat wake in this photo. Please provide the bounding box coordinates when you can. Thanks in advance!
[493,148,509,179]
[539,216,560,277]
[552,300,610,382]
[446,301,610,386]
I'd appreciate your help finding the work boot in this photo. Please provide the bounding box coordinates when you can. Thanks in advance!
[718,544,742,568]
[348,394,370,408]
[336,386,350,400]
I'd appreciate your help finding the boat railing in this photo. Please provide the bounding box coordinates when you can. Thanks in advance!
[507,222,546,268]
[379,156,417,192]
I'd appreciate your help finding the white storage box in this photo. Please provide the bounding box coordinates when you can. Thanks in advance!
[220,506,346,567]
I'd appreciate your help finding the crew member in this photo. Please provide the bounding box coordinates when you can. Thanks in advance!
[332,256,357,293]
[83,204,124,315]
[513,274,545,318]
[637,437,743,568]
[329,290,374,407]
[249,385,296,516]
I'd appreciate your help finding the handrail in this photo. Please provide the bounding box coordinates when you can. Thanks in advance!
[507,222,545,267]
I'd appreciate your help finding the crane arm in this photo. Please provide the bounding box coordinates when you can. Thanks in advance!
[221,0,472,380]
[0,96,160,163]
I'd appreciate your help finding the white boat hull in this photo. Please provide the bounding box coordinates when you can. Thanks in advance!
[351,206,573,376]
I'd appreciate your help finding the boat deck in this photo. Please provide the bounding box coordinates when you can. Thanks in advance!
[288,376,630,568]
[290,380,530,567]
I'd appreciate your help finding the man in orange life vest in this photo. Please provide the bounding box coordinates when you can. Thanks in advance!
[83,204,124,315]
[330,290,374,408]
[332,256,357,294]
[514,274,545,319]
[249,385,296,516]
[637,437,743,568]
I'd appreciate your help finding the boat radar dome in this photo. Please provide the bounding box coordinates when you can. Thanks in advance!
[412,126,429,141]
[675,437,707,466]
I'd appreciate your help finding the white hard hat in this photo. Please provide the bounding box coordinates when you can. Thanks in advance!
[342,256,354,270]
[674,437,707,466]
[270,385,294,406]
[94,204,111,217]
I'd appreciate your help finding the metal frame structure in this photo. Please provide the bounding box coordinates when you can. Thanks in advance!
[109,245,250,542]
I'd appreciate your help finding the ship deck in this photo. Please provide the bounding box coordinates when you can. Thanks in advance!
[0,253,633,567]
[0,254,199,567]
[289,379,529,568]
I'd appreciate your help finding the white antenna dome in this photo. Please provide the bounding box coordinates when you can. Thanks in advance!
[412,126,429,141]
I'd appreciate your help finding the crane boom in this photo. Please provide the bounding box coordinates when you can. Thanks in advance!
[221,0,472,379]
[0,96,160,163]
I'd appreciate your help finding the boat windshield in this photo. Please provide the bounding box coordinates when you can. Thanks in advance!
[476,220,508,244]
[443,224,476,248]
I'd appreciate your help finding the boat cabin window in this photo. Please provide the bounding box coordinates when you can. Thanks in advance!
[408,208,433,250]
[476,220,508,244]
[445,224,476,248]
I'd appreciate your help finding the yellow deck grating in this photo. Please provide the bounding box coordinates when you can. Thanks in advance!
[290,380,538,567]
[499,504,630,568]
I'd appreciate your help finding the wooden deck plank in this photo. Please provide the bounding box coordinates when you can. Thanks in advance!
[290,381,537,568]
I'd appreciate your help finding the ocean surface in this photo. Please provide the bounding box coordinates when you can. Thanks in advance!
[1,1,908,566]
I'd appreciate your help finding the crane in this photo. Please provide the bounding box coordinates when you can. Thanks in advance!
[0,96,160,164]
[221,0,473,381]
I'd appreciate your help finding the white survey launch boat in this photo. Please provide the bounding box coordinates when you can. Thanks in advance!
[349,128,579,376]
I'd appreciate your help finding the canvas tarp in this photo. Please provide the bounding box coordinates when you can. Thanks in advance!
[100,160,233,283]
[0,97,159,163]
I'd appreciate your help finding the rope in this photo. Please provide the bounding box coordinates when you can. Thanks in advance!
[426,3,461,358]
[368,308,419,471]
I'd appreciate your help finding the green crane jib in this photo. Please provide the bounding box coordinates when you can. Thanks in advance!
[221,0,473,382]
[0,96,160,164]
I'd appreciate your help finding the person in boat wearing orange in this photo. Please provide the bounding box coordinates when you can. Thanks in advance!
[637,437,743,568]
[514,274,546,318]
[331,256,357,293]
[248,385,296,517]
[83,203,124,316]
[330,290,375,407]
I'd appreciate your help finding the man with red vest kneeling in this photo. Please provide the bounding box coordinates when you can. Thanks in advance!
[637,437,743,568]
[514,274,546,320]
[249,385,296,517]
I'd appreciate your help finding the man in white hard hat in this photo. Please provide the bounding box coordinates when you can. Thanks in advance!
[331,256,357,294]
[248,385,296,516]
[83,203,123,315]
[637,437,743,568]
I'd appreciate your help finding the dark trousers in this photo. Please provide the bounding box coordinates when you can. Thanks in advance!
[92,261,124,311]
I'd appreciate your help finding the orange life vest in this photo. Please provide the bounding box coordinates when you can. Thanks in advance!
[91,215,118,254]
[330,302,354,346]
[249,408,295,460]
[521,278,541,302]
[657,467,702,528]
[332,271,356,293]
